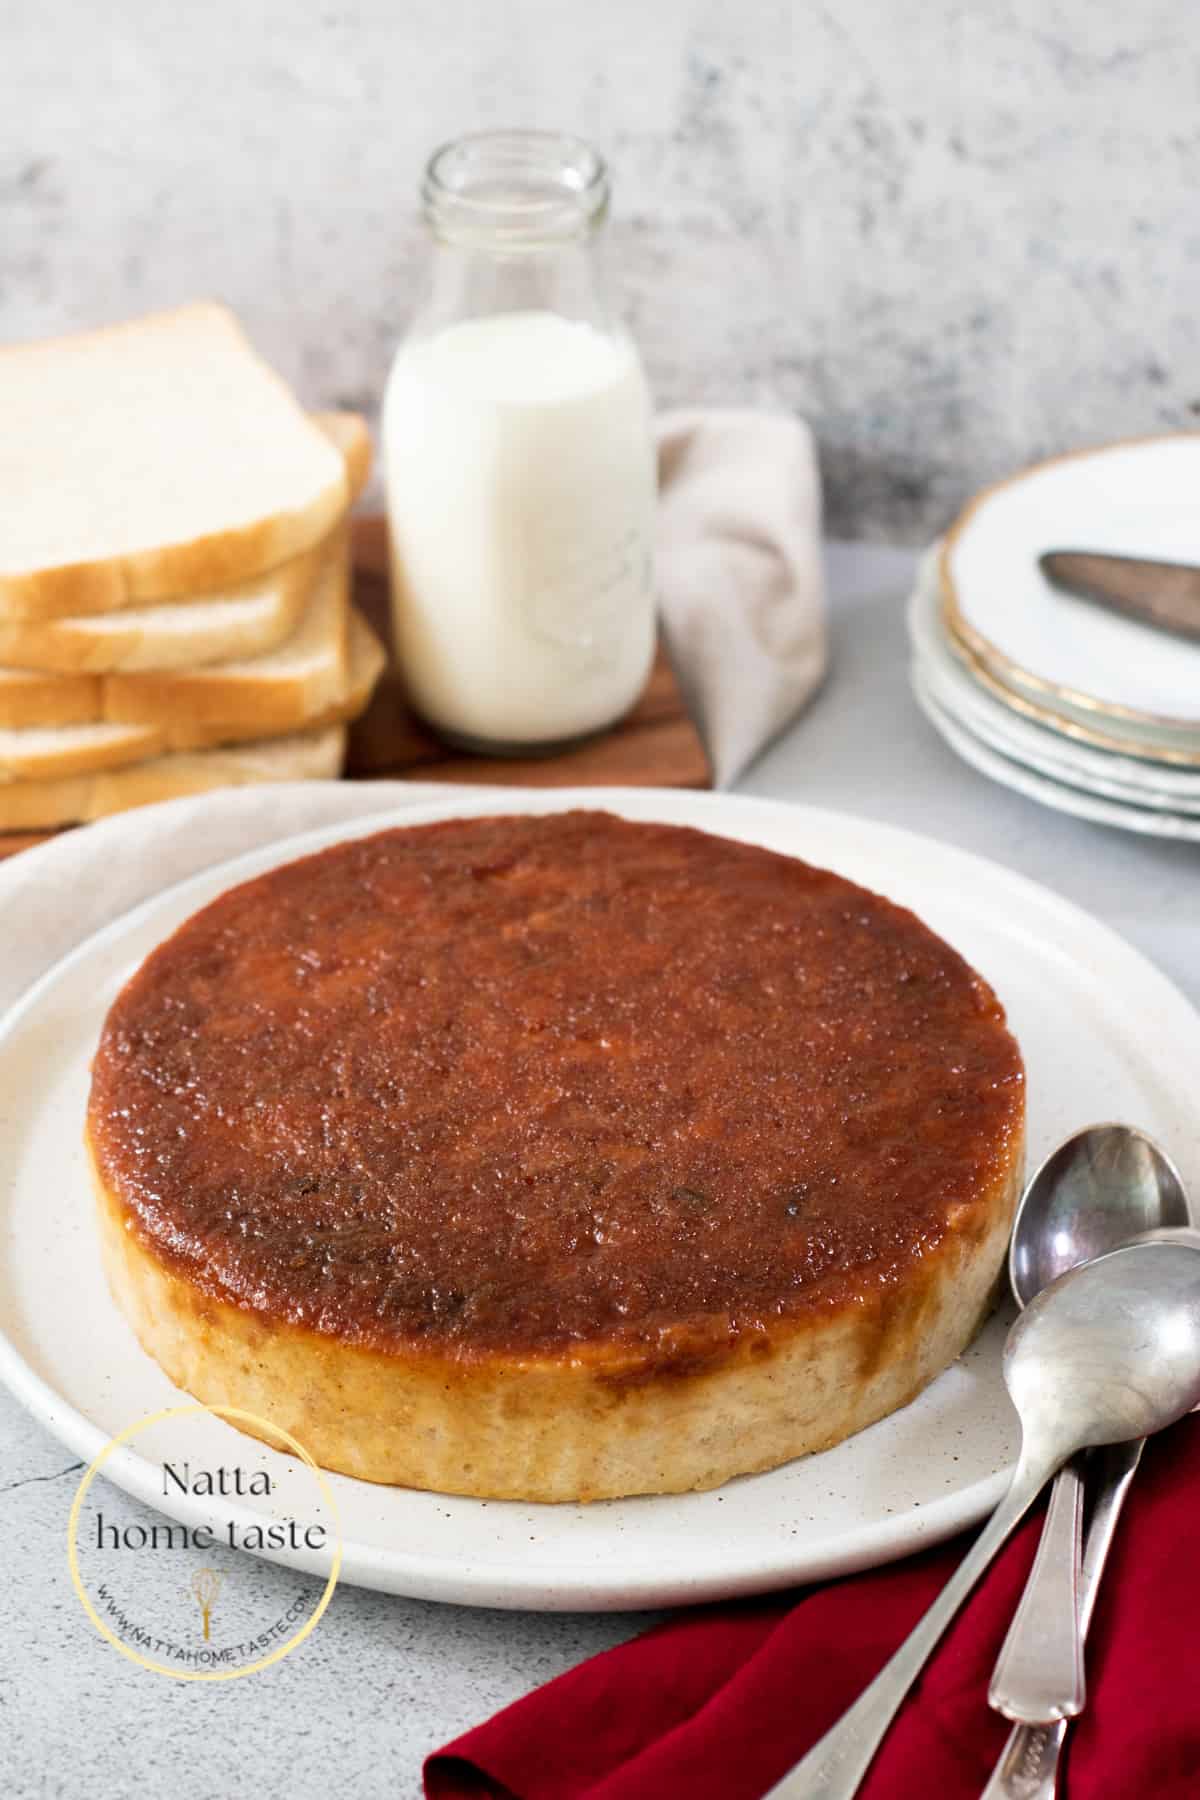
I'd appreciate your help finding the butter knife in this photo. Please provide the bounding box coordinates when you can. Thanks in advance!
[1039,549,1200,643]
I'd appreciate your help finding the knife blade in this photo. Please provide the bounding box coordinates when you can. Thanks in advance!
[1039,549,1200,643]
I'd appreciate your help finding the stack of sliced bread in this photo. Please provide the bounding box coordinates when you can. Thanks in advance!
[0,302,386,829]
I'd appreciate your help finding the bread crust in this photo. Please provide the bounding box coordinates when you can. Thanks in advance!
[0,546,320,674]
[0,611,379,818]
[0,669,100,730]
[101,533,350,728]
[164,608,383,748]
[0,721,346,828]
[313,411,372,505]
[0,720,163,782]
[0,502,346,622]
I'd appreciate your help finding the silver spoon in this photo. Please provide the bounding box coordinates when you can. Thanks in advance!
[764,1239,1200,1800]
[988,1125,1189,1728]
[981,1438,1149,1800]
[980,1127,1190,1798]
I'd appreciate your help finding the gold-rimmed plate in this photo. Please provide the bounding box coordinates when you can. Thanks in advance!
[909,553,1200,798]
[926,556,1200,770]
[941,435,1200,733]
[913,671,1200,843]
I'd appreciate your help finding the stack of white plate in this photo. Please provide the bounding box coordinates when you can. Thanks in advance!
[909,435,1200,840]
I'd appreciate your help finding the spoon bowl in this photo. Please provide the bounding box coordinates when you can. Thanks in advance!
[1005,1237,1200,1447]
[1010,1122,1189,1307]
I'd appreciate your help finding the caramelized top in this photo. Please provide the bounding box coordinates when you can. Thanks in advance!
[88,811,1024,1363]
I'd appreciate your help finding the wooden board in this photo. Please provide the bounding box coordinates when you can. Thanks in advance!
[0,516,709,862]
[346,516,708,789]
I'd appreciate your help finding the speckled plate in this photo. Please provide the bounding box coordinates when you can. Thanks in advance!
[2,789,1199,1610]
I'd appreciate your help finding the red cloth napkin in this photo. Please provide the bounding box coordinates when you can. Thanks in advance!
[425,1418,1200,1800]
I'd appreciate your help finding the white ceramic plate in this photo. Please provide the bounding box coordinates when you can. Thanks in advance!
[914,671,1200,842]
[909,559,1200,813]
[948,668,1200,766]
[943,437,1200,727]
[3,789,1200,1611]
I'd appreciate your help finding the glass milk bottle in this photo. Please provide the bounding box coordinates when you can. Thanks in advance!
[383,131,656,753]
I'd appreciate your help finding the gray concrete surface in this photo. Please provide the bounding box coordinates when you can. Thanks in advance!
[2,1,1198,539]
[3,539,1196,1799]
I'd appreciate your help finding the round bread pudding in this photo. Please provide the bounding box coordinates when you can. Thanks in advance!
[87,810,1025,1501]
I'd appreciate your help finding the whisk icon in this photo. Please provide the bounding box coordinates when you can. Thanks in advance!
[191,1567,223,1641]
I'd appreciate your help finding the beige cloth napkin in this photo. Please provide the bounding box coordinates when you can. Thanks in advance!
[0,782,482,1012]
[656,408,828,788]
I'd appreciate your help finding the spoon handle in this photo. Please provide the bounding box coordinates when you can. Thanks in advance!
[763,1456,1050,1800]
[979,1438,1146,1799]
[978,1719,1067,1800]
[987,1463,1085,1723]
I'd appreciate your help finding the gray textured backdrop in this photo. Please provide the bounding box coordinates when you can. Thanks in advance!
[3,0,1197,539]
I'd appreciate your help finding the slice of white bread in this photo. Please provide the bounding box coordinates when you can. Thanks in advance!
[173,606,385,750]
[104,528,350,730]
[0,549,324,674]
[0,719,162,783]
[0,606,383,779]
[0,303,348,619]
[0,411,371,681]
[0,723,347,830]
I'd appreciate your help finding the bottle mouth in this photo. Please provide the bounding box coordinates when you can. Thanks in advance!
[422,130,609,250]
